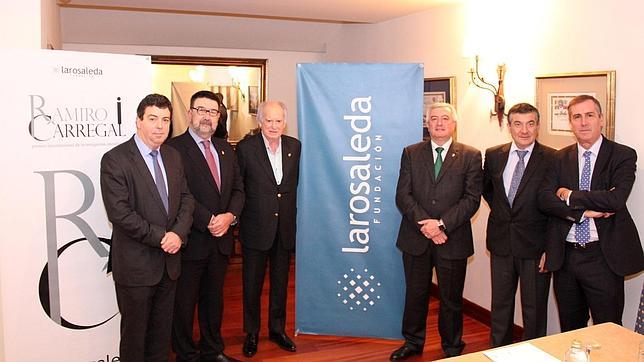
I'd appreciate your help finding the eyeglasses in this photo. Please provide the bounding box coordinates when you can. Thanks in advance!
[191,107,220,117]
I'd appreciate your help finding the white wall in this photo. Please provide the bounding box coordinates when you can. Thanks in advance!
[63,43,325,137]
[325,0,644,332]
[1,0,41,48]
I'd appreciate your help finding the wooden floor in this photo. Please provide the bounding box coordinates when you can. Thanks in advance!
[170,262,492,362]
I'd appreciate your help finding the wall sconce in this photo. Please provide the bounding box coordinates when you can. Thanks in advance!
[228,67,247,102]
[468,55,506,125]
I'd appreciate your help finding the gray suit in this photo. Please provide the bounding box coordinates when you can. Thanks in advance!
[101,136,194,361]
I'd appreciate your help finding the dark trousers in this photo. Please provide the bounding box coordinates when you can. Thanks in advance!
[490,254,550,347]
[401,248,467,357]
[554,242,624,332]
[172,250,229,362]
[242,234,291,334]
[115,271,177,362]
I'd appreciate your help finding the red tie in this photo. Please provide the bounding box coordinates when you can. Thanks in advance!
[202,140,221,191]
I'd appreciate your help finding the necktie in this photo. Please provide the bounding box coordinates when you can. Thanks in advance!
[507,150,528,206]
[575,150,592,245]
[434,147,444,180]
[150,150,169,213]
[202,140,221,191]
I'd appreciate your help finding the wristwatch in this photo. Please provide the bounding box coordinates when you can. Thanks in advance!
[437,219,446,231]
[230,214,238,226]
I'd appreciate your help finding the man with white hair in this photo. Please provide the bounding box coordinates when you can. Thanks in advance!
[236,101,301,358]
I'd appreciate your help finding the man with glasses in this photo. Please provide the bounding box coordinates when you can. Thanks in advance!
[167,90,244,362]
[483,103,555,346]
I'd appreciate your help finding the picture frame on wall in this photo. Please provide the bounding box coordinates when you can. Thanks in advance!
[424,76,456,140]
[248,85,259,114]
[535,71,615,149]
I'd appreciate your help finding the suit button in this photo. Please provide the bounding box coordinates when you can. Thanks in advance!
[274,213,279,217]
[431,200,436,205]
[277,193,282,198]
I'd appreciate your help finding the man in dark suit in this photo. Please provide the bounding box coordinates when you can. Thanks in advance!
[167,91,244,362]
[236,101,300,358]
[539,94,644,331]
[483,103,555,346]
[390,102,483,360]
[100,93,195,361]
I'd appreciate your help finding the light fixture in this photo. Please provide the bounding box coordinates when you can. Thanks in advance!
[468,55,506,125]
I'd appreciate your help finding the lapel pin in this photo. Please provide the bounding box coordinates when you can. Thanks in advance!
[451,153,456,158]
[288,153,292,157]
[221,150,225,155]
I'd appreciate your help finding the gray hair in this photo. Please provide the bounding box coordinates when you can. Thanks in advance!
[257,101,288,123]
[428,102,458,122]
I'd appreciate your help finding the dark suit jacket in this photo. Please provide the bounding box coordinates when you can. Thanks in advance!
[396,140,483,259]
[538,137,644,276]
[236,133,301,251]
[483,142,556,259]
[100,136,195,286]
[166,131,244,259]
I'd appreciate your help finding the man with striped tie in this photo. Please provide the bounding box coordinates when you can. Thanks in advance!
[483,103,555,346]
[539,95,644,331]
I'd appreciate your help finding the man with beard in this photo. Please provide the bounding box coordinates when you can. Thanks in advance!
[167,90,244,362]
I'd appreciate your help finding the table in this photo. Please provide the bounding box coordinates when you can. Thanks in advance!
[439,322,644,361]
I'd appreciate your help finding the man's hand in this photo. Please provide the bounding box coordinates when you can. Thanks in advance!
[583,210,614,219]
[208,212,235,237]
[418,219,442,239]
[431,231,448,245]
[161,231,182,254]
[538,252,548,273]
[556,187,572,201]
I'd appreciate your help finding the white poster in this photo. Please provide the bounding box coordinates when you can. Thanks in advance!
[0,49,150,361]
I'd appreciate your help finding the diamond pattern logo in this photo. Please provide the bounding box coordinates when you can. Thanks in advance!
[337,268,381,311]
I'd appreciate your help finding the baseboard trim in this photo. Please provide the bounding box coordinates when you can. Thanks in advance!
[430,283,523,341]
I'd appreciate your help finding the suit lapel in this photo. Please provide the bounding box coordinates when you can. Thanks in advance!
[591,137,611,189]
[566,145,580,189]
[160,145,176,217]
[420,142,436,183]
[256,134,278,186]
[183,132,219,194]
[127,138,168,217]
[497,144,512,206]
[513,142,542,202]
[281,136,295,183]
[435,142,460,184]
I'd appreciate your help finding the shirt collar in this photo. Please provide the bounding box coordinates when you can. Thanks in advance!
[134,133,155,155]
[510,141,535,155]
[431,138,452,153]
[188,127,210,146]
[261,133,282,152]
[578,136,603,157]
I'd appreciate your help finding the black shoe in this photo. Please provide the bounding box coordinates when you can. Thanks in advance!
[213,352,241,362]
[390,345,421,360]
[268,332,297,352]
[243,333,258,357]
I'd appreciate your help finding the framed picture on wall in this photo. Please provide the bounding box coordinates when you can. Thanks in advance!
[424,76,456,140]
[535,71,615,149]
[248,85,259,114]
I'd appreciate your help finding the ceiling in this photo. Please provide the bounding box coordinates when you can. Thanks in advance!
[57,0,458,24]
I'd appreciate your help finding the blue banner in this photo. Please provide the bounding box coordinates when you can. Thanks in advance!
[295,63,423,339]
